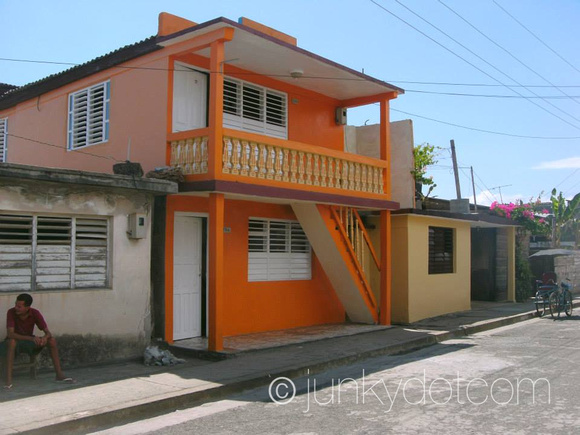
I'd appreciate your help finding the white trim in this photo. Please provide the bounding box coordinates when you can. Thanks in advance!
[174,211,209,336]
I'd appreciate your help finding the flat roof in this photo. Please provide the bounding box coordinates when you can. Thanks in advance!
[0,163,178,195]
[392,208,517,228]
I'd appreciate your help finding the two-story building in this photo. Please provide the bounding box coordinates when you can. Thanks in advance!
[0,14,404,356]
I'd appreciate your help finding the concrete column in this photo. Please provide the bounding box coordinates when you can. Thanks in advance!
[507,226,516,302]
[379,210,392,325]
[208,40,225,179]
[208,193,225,351]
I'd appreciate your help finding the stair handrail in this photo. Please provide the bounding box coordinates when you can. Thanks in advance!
[329,206,378,311]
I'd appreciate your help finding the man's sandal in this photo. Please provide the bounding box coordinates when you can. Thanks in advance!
[3,384,13,390]
[56,377,75,384]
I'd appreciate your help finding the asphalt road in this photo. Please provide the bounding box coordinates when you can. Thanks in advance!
[92,314,580,435]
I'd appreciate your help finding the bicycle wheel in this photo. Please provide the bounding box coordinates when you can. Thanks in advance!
[549,291,561,319]
[564,291,573,317]
[535,291,547,317]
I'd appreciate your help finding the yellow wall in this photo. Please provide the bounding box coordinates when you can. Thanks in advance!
[390,214,471,323]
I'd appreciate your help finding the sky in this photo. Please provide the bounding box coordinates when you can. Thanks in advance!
[2,0,580,205]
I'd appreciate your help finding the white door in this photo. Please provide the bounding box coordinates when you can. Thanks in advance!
[172,64,208,132]
[173,215,203,340]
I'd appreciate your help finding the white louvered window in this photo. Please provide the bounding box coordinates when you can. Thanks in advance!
[0,214,110,292]
[223,78,287,139]
[248,218,311,282]
[68,81,110,149]
[0,118,7,163]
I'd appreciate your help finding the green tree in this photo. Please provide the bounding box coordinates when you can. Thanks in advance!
[411,143,440,200]
[550,189,580,248]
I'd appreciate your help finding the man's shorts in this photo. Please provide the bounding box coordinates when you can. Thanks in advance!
[0,339,38,357]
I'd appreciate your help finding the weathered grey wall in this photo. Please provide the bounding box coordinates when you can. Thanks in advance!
[345,120,414,208]
[0,178,154,366]
[555,252,580,294]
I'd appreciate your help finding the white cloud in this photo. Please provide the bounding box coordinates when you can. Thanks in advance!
[473,190,526,206]
[532,156,580,170]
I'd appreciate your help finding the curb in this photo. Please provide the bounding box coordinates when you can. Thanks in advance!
[17,308,560,434]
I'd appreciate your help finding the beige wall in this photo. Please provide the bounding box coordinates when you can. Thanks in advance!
[0,179,153,344]
[345,120,414,208]
[389,214,471,323]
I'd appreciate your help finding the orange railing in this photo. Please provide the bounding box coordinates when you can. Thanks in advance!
[330,206,379,312]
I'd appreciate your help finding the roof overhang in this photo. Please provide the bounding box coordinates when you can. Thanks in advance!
[159,17,404,102]
[392,208,517,228]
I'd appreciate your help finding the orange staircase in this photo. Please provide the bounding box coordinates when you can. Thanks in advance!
[291,203,380,323]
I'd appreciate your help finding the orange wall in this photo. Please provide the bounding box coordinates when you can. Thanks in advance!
[0,54,170,174]
[166,195,345,337]
[176,53,345,151]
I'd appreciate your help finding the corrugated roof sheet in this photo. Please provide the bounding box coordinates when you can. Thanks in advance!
[0,36,160,110]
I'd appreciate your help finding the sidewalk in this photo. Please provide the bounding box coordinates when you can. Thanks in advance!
[0,300,575,435]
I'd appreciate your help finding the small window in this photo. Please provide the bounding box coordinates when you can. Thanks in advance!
[248,218,311,281]
[0,214,110,292]
[0,118,7,162]
[68,81,110,149]
[429,226,454,274]
[223,78,287,139]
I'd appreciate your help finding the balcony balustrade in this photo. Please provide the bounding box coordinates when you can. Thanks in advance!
[169,129,388,196]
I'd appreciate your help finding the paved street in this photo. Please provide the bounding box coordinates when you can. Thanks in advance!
[92,314,580,435]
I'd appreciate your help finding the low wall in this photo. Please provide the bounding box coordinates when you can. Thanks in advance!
[555,252,580,293]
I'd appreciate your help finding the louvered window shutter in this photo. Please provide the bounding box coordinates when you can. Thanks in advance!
[0,214,109,291]
[248,218,311,282]
[68,81,110,149]
[0,214,33,292]
[223,78,287,139]
[0,118,7,163]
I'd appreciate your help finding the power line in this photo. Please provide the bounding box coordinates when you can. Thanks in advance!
[555,168,580,189]
[390,107,580,139]
[439,0,580,105]
[405,89,580,99]
[380,0,580,129]
[493,0,580,77]
[3,57,580,100]
[390,81,580,88]
[7,133,121,162]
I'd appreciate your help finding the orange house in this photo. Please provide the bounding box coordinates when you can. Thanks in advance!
[0,14,403,352]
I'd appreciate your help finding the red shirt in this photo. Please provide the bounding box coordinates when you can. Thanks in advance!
[6,308,48,337]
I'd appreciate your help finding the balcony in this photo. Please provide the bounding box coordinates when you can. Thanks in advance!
[168,128,390,202]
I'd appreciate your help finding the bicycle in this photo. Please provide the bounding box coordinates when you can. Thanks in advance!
[534,272,558,317]
[548,279,573,319]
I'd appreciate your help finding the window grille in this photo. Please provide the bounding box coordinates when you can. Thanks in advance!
[428,226,454,274]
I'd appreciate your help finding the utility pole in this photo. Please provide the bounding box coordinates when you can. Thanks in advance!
[450,139,461,199]
[470,166,477,212]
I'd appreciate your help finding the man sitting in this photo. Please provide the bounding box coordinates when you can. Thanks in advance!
[0,293,73,389]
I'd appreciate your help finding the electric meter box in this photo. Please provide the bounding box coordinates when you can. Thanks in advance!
[335,107,347,125]
[128,213,147,239]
